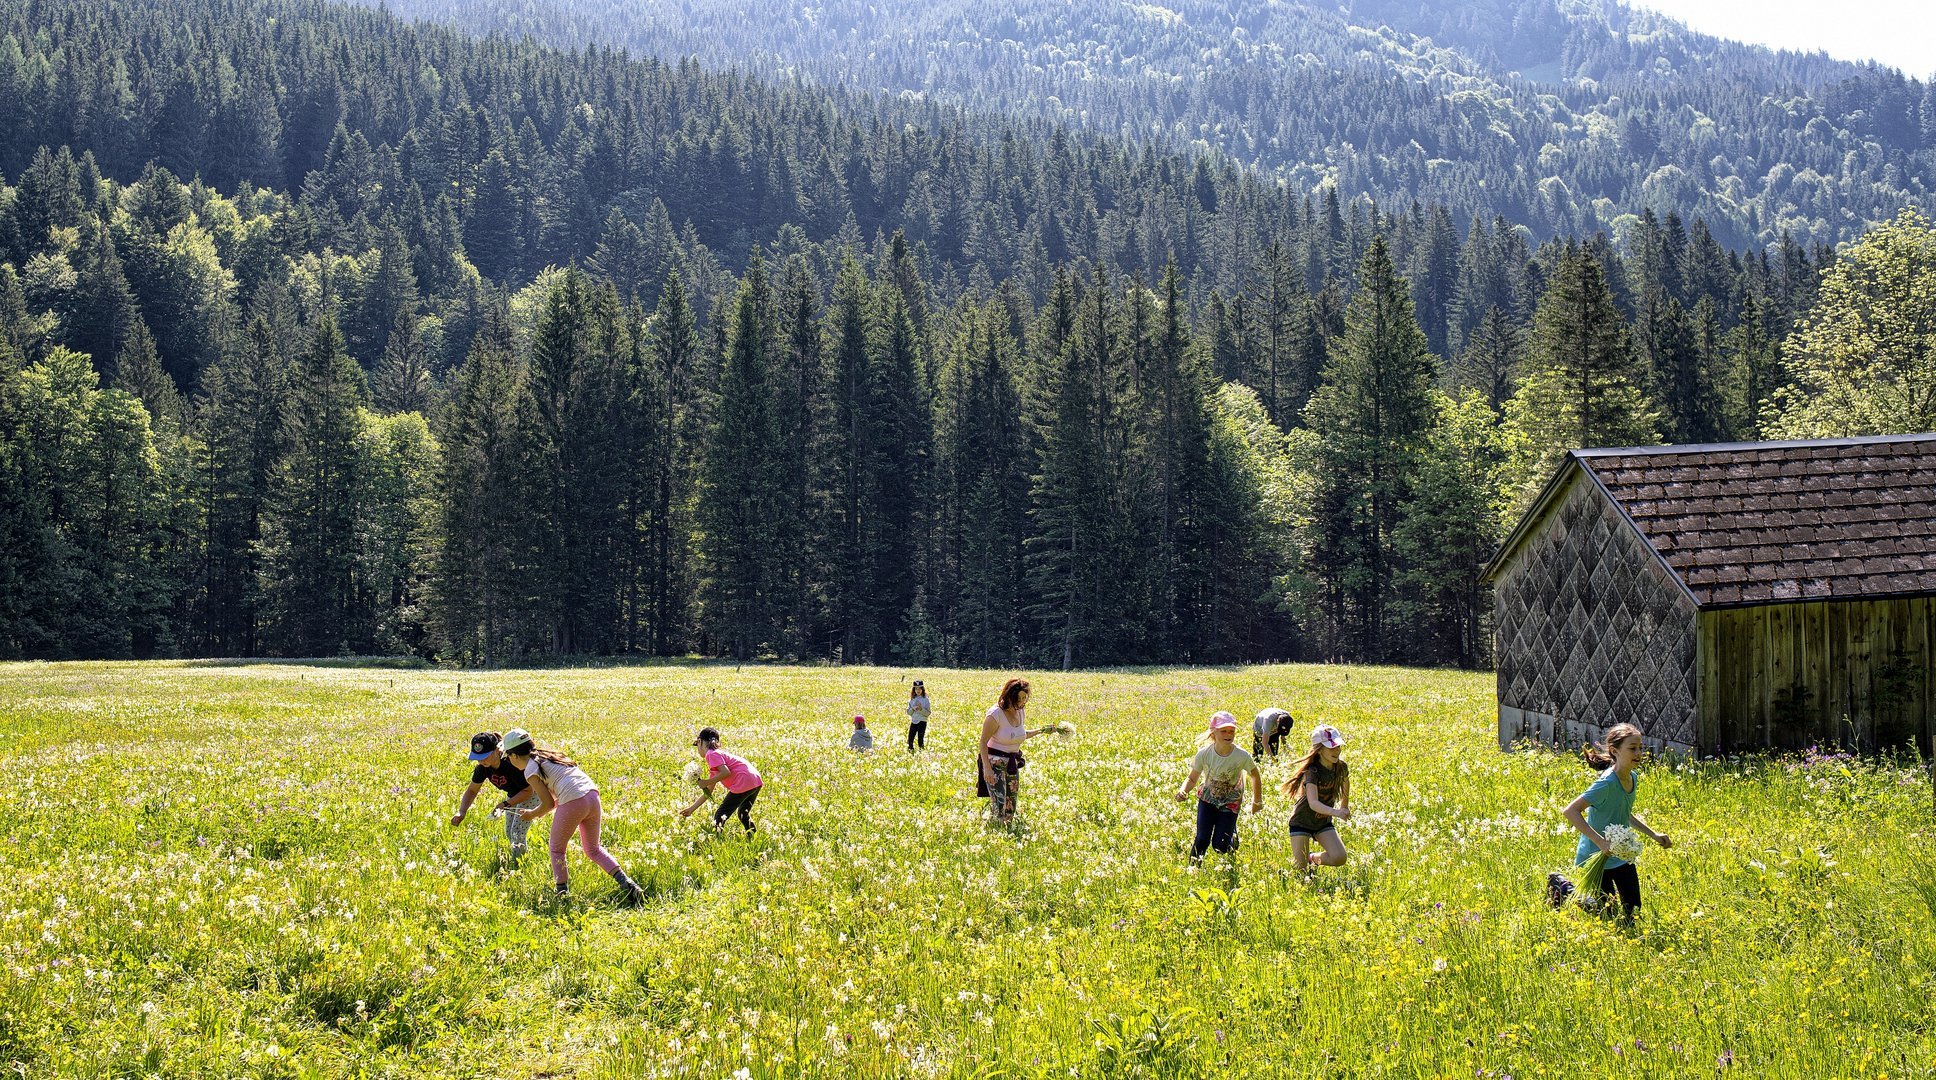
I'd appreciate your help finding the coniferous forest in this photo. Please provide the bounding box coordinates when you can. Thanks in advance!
[1,0,1932,667]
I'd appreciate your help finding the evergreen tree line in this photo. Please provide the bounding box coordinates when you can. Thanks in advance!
[4,0,1931,666]
[12,149,1929,667]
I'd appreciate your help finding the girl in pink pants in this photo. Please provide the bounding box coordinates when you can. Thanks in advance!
[501,728,645,905]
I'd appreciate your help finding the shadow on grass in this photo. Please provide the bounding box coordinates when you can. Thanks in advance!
[178,655,438,670]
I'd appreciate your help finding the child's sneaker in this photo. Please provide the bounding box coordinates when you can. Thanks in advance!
[1545,872,1575,908]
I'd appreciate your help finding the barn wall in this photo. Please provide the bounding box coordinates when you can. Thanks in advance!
[1494,472,1699,753]
[1699,597,1934,753]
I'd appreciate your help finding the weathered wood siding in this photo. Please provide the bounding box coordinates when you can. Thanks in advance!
[1699,597,1934,752]
[1494,472,1700,752]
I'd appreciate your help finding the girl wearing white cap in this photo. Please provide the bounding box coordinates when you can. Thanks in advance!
[1283,724,1351,871]
[1176,711,1263,864]
[500,728,646,905]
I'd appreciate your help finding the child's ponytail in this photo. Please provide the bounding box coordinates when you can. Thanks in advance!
[1583,723,1645,769]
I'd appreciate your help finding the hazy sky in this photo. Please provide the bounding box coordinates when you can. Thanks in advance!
[1636,0,1934,76]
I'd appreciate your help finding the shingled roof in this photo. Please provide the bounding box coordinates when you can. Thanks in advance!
[1484,432,1936,608]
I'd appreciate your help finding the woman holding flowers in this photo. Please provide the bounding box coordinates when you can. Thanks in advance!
[979,678,1051,825]
[1562,722,1673,919]
[1283,724,1351,872]
[1176,711,1263,864]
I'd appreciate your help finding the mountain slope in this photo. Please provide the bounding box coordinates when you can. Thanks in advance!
[368,0,1935,248]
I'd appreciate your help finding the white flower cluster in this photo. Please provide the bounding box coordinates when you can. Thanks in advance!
[1603,824,1645,862]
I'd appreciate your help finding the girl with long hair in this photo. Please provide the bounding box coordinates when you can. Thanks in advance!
[1282,724,1351,872]
[906,680,932,751]
[501,728,645,905]
[680,727,765,833]
[1561,723,1673,920]
[1175,711,1263,864]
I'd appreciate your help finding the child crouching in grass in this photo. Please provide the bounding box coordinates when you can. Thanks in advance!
[1175,711,1263,865]
[680,727,765,833]
[501,728,646,906]
[1284,724,1350,873]
[1561,722,1673,921]
[449,730,541,865]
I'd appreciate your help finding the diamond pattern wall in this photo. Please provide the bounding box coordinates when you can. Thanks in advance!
[1495,473,1699,751]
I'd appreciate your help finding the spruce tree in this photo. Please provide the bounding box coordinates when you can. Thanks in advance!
[1503,247,1659,503]
[199,319,291,656]
[261,315,368,655]
[372,308,432,415]
[435,313,524,663]
[870,288,929,660]
[1302,236,1436,661]
[698,255,781,659]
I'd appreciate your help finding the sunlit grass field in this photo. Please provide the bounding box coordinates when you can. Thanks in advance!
[2,660,1933,1078]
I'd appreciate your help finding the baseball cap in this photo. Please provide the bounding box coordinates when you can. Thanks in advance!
[501,727,534,754]
[1310,724,1346,749]
[853,715,866,727]
[467,731,501,761]
[1208,710,1238,731]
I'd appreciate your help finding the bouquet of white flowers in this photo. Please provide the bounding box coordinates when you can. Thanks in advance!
[1577,824,1643,906]
[1048,720,1077,740]
[681,761,709,789]
[1605,824,1645,862]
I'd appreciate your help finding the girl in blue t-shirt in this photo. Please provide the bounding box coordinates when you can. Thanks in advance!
[1561,722,1674,919]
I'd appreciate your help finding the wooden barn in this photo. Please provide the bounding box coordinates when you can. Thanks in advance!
[1482,433,1936,756]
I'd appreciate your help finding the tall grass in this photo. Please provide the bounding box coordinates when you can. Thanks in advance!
[0,660,1930,1077]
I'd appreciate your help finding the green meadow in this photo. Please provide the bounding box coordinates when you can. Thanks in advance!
[1,660,1932,1078]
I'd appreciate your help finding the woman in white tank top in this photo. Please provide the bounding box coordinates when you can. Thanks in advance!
[979,677,1047,824]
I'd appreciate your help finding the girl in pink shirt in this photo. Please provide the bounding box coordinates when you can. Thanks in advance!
[679,727,764,833]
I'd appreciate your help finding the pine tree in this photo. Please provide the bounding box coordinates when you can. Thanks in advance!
[1149,260,1216,657]
[261,315,368,655]
[1393,391,1505,668]
[199,318,291,656]
[821,258,874,661]
[1302,236,1437,661]
[372,308,432,414]
[869,287,929,660]
[511,268,624,655]
[645,270,704,656]
[1503,247,1659,504]
[698,255,781,659]
[954,308,1029,665]
[1451,305,1521,411]
[435,313,524,663]
[112,321,183,434]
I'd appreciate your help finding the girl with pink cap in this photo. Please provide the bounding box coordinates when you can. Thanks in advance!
[1283,723,1351,872]
[1175,711,1263,865]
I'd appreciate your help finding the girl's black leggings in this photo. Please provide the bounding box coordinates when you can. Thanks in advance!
[1600,862,1641,915]
[1191,801,1239,861]
[714,785,760,831]
[907,721,927,750]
